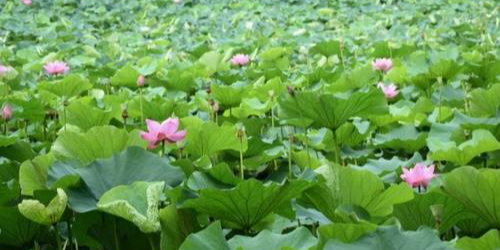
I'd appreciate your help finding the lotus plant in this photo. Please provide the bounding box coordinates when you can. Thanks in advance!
[21,0,32,6]
[377,82,399,99]
[137,75,145,124]
[140,118,187,153]
[44,61,69,75]
[0,65,13,76]
[2,105,11,135]
[372,58,393,72]
[400,163,436,191]
[231,54,250,66]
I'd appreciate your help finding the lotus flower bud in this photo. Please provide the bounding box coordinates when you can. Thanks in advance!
[2,105,12,121]
[137,75,145,87]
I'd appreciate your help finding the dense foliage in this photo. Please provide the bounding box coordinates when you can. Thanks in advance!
[0,0,499,249]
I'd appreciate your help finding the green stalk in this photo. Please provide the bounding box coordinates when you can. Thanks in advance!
[63,99,67,132]
[288,134,293,179]
[67,217,73,250]
[239,136,245,180]
[438,77,443,122]
[54,224,62,250]
[147,234,157,250]
[139,87,144,126]
[332,130,340,164]
[305,128,311,168]
[112,217,120,250]
[161,140,166,157]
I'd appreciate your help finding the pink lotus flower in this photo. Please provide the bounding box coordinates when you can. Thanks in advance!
[2,105,12,120]
[21,0,31,6]
[0,65,12,76]
[44,61,69,75]
[377,83,398,99]
[372,58,393,72]
[137,75,145,87]
[140,118,186,149]
[401,163,436,188]
[230,54,250,66]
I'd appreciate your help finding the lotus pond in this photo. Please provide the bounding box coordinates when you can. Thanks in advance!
[0,0,499,249]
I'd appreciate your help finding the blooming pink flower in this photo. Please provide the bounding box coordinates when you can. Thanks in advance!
[401,163,436,188]
[44,61,69,75]
[140,118,186,149]
[137,75,145,87]
[0,65,12,76]
[21,0,31,6]
[230,54,250,66]
[372,58,393,72]
[2,105,12,120]
[377,83,398,99]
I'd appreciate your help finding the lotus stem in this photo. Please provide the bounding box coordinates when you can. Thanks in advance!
[112,217,120,250]
[305,128,311,168]
[332,130,341,164]
[239,131,245,180]
[139,87,144,126]
[147,234,157,250]
[62,98,67,132]
[67,217,73,250]
[288,133,293,179]
[161,140,166,157]
[461,81,469,115]
[438,77,443,122]
[54,224,62,250]
[3,121,6,135]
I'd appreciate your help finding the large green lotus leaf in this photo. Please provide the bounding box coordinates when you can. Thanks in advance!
[335,122,371,147]
[62,101,113,131]
[198,51,229,76]
[393,190,474,234]
[303,165,413,220]
[3,96,45,121]
[0,206,41,247]
[183,179,313,229]
[49,147,185,212]
[18,188,67,225]
[451,111,500,130]
[38,74,93,98]
[0,134,17,147]
[0,180,19,206]
[162,63,199,92]
[329,65,377,92]
[128,96,176,121]
[469,84,500,117]
[185,122,247,158]
[179,221,230,250]
[442,167,500,228]
[159,205,200,250]
[310,40,349,57]
[352,153,423,176]
[97,181,164,233]
[228,227,318,250]
[110,64,141,88]
[427,129,500,165]
[278,88,387,129]
[317,222,377,249]
[323,226,453,250]
[456,230,500,250]
[212,84,250,107]
[373,125,427,152]
[19,154,53,196]
[51,125,146,164]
